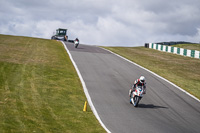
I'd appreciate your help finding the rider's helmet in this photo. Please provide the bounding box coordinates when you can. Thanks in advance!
[139,76,145,83]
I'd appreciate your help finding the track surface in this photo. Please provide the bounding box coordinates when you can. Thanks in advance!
[64,42,200,133]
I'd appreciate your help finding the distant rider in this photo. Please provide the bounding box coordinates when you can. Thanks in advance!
[129,76,146,97]
[75,38,79,42]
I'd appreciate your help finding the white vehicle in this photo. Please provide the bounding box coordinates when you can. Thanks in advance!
[129,86,144,107]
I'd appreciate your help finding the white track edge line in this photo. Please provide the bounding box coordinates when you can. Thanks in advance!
[100,47,200,103]
[62,42,111,133]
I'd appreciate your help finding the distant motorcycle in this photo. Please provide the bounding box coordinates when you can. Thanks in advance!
[129,86,144,107]
[74,38,79,48]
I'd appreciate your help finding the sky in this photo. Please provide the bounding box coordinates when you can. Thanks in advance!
[0,0,200,46]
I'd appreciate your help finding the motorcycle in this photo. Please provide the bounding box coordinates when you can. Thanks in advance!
[129,86,144,107]
[74,40,79,48]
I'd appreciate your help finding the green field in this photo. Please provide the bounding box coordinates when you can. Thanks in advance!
[0,34,105,133]
[103,46,200,100]
[173,43,200,51]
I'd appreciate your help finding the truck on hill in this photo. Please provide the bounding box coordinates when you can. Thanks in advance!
[51,28,68,41]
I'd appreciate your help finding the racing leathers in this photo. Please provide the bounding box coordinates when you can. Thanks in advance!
[129,78,146,97]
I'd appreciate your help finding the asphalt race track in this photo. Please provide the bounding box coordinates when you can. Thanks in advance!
[64,42,200,133]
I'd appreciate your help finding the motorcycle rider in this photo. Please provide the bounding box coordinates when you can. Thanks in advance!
[129,76,146,97]
[75,38,79,42]
[74,38,79,48]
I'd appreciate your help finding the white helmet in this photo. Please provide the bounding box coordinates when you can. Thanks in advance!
[139,76,145,83]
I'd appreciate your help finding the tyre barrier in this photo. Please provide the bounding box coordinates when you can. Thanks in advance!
[146,43,200,59]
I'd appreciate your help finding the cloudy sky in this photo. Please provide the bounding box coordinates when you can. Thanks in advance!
[0,0,200,46]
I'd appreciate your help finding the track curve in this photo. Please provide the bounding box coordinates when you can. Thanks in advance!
[64,42,200,133]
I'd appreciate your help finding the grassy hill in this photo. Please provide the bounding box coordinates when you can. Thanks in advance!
[0,34,105,133]
[173,43,200,51]
[103,46,200,100]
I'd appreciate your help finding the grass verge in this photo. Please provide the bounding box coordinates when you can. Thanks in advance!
[103,46,200,100]
[0,34,105,133]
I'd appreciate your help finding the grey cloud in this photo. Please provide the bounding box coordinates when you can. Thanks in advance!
[0,0,200,46]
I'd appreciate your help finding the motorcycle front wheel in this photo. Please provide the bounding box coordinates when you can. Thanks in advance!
[133,96,139,107]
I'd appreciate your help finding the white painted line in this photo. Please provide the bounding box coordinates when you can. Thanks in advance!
[61,42,111,133]
[101,47,200,103]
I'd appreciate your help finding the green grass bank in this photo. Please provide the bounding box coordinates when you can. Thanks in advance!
[103,46,200,100]
[173,43,200,51]
[0,34,105,133]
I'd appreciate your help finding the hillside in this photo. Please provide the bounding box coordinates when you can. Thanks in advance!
[0,34,105,133]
